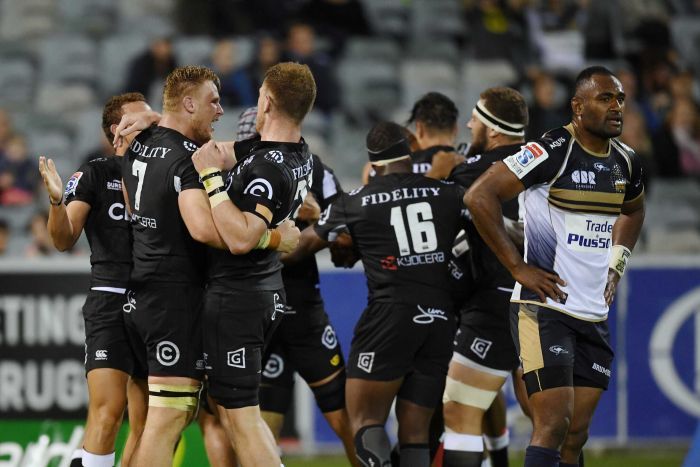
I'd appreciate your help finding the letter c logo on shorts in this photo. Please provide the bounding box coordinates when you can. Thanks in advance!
[263,353,284,378]
[321,325,338,349]
[156,341,180,367]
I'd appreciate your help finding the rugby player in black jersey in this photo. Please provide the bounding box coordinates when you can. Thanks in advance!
[466,67,645,467]
[437,87,529,467]
[190,62,316,466]
[39,93,150,467]
[361,92,462,184]
[230,107,357,465]
[286,121,471,467]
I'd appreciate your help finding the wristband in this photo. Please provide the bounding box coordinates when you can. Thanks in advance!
[209,191,229,208]
[49,195,63,206]
[267,229,281,250]
[609,244,631,277]
[255,230,271,249]
[199,168,224,193]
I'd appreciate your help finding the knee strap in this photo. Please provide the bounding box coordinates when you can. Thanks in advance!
[149,383,201,412]
[442,376,498,410]
[311,371,346,413]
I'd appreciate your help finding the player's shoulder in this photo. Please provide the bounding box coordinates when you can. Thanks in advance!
[132,126,199,160]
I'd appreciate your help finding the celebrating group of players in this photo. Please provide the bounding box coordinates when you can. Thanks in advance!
[39,60,644,467]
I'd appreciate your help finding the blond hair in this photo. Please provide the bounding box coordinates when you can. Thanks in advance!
[163,66,221,112]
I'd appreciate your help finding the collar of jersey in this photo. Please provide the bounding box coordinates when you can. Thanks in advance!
[234,135,306,158]
[564,123,610,158]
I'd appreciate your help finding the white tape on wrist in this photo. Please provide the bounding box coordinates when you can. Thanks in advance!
[609,244,631,277]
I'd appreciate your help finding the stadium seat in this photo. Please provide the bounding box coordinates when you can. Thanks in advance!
[174,36,215,67]
[411,0,466,41]
[35,82,97,114]
[407,39,461,65]
[460,59,518,113]
[361,0,411,39]
[671,18,700,72]
[337,58,400,123]
[57,0,117,37]
[343,37,402,64]
[39,34,98,87]
[26,123,75,166]
[0,58,36,109]
[97,33,151,98]
[400,59,459,110]
[0,0,56,40]
[71,106,107,164]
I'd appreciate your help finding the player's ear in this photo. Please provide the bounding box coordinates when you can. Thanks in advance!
[571,96,583,118]
[183,95,196,113]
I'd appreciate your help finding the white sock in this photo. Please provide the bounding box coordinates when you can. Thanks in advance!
[82,450,115,467]
[443,433,484,452]
[72,449,83,460]
[484,430,509,451]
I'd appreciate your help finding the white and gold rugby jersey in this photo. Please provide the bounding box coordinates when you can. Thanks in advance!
[502,124,644,321]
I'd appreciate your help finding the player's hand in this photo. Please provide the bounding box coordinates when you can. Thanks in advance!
[297,193,321,223]
[192,140,227,173]
[604,268,621,306]
[276,220,300,253]
[511,262,567,304]
[329,231,360,268]
[38,156,64,204]
[426,150,465,179]
[112,110,161,149]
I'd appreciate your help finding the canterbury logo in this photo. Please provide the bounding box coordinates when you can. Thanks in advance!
[243,178,273,199]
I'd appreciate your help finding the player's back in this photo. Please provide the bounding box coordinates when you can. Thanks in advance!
[207,138,313,290]
[334,173,465,309]
[122,126,205,286]
[66,156,132,287]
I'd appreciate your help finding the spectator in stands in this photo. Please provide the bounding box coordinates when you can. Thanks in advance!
[230,35,281,109]
[25,211,55,257]
[0,219,8,256]
[297,0,371,57]
[526,72,568,139]
[537,0,582,31]
[0,109,13,154]
[282,22,339,114]
[209,39,256,107]
[652,97,700,177]
[621,106,656,189]
[638,57,675,133]
[0,134,39,206]
[124,37,177,104]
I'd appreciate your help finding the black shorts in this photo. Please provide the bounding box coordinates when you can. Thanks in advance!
[123,284,205,380]
[453,289,519,376]
[510,303,614,395]
[203,286,285,409]
[262,297,345,388]
[83,289,142,376]
[347,301,456,407]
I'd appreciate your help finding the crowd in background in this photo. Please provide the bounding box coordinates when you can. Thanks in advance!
[1,0,699,256]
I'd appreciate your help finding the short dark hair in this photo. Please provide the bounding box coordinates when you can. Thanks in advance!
[367,121,407,153]
[574,66,616,94]
[479,87,529,127]
[102,92,146,141]
[263,62,316,124]
[407,92,458,131]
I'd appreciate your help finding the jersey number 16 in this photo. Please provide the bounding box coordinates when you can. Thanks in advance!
[390,202,437,256]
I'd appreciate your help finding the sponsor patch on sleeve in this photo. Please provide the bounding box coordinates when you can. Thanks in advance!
[64,172,83,196]
[503,142,549,178]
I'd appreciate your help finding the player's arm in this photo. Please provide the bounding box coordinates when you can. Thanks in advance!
[192,141,299,254]
[112,110,162,149]
[604,154,646,305]
[425,150,465,180]
[39,157,89,251]
[281,224,329,265]
[465,161,566,302]
[178,188,227,249]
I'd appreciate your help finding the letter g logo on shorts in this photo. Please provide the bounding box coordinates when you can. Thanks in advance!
[357,352,375,373]
[227,348,246,368]
[156,341,180,367]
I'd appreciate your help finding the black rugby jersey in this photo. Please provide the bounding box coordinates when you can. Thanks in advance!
[207,137,314,290]
[367,145,455,181]
[282,153,341,304]
[122,126,206,286]
[502,124,644,320]
[449,143,522,290]
[64,156,131,288]
[315,173,466,309]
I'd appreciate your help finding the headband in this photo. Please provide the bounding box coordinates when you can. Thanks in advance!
[367,138,412,166]
[474,99,525,137]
